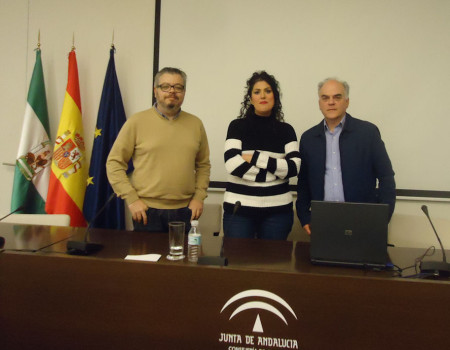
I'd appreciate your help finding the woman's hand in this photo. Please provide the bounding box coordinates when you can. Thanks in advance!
[242,153,253,163]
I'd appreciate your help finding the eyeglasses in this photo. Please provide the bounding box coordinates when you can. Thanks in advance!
[157,84,185,93]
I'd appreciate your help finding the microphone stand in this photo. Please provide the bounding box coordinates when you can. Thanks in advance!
[0,205,25,221]
[66,193,116,256]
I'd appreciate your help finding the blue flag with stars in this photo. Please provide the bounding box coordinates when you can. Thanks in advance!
[83,47,128,229]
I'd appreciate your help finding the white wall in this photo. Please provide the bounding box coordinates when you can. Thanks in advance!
[1,0,449,250]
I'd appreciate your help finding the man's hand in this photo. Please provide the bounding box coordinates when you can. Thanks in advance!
[129,199,149,225]
[188,199,204,221]
[303,224,311,235]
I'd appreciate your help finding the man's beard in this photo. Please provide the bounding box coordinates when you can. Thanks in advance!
[166,96,178,109]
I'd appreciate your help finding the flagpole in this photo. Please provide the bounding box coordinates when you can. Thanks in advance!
[37,29,41,51]
[111,29,115,50]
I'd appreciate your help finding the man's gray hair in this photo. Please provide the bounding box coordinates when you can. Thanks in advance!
[318,77,349,98]
[154,67,187,88]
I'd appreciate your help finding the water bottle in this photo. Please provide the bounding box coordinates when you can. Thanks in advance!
[188,220,202,262]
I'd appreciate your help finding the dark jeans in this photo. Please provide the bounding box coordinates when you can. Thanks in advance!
[223,210,293,240]
[133,207,192,233]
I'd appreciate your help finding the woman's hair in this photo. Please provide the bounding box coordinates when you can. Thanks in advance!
[238,71,284,122]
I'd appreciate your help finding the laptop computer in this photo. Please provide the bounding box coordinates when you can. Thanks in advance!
[310,200,390,269]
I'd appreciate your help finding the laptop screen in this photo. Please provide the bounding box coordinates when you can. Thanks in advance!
[310,201,389,268]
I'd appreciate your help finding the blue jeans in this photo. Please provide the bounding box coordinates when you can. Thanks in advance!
[133,207,192,233]
[223,211,293,240]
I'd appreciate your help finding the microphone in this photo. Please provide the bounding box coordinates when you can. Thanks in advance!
[66,192,116,255]
[232,201,241,215]
[198,216,229,267]
[0,205,25,221]
[198,201,239,266]
[419,205,450,277]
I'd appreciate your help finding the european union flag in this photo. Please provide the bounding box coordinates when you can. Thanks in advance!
[83,47,129,229]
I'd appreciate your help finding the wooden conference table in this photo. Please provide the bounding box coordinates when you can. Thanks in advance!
[0,223,449,350]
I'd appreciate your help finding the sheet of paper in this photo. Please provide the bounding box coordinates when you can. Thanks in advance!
[125,254,161,262]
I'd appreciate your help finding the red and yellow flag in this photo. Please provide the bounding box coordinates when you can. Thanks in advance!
[46,50,87,226]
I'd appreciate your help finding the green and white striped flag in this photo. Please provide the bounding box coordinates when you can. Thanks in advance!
[11,49,52,213]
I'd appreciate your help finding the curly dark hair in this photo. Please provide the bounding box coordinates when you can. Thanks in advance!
[238,71,284,122]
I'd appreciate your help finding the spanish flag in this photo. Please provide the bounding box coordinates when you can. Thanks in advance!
[45,49,87,227]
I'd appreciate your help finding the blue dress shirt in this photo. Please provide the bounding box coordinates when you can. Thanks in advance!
[324,117,345,202]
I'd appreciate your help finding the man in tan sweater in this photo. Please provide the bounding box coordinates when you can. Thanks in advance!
[106,67,210,232]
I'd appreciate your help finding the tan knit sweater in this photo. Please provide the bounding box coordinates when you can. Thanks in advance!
[106,107,210,209]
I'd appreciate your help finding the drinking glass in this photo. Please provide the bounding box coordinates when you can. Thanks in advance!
[167,221,185,260]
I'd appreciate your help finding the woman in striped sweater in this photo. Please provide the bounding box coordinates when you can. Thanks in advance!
[223,71,301,240]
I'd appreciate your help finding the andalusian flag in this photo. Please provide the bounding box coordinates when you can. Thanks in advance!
[45,49,87,227]
[11,49,51,213]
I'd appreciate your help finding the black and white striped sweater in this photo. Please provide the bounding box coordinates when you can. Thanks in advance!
[223,114,301,215]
